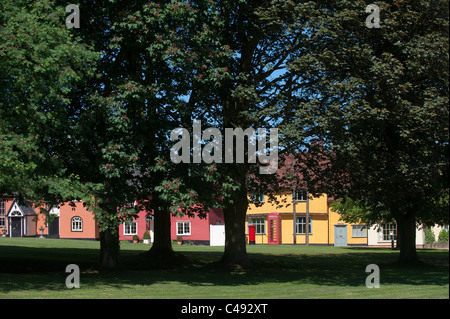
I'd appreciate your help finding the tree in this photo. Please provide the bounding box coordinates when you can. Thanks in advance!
[0,0,136,270]
[203,1,325,267]
[65,98,142,270]
[125,0,231,259]
[0,0,98,209]
[53,0,232,265]
[52,0,147,269]
[86,0,317,267]
[280,0,449,262]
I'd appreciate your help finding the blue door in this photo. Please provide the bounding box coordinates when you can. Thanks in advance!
[334,225,347,246]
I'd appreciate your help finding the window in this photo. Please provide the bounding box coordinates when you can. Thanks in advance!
[293,190,307,201]
[296,216,312,234]
[382,223,397,241]
[250,192,265,203]
[71,216,83,232]
[352,225,367,238]
[248,216,265,234]
[124,221,137,235]
[177,221,191,236]
[0,200,5,228]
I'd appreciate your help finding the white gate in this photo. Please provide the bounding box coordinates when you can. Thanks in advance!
[210,225,225,246]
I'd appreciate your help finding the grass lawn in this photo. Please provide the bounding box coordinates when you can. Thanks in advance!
[0,237,448,299]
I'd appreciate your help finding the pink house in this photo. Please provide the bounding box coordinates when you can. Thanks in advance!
[117,205,224,245]
[118,209,152,242]
[170,208,224,245]
[2,196,224,245]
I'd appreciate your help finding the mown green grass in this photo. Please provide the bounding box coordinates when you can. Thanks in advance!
[0,237,448,299]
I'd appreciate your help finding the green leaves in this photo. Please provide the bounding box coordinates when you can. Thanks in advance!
[1,0,98,205]
[280,0,449,225]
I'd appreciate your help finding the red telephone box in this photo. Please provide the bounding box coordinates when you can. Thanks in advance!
[268,213,281,245]
[248,225,256,245]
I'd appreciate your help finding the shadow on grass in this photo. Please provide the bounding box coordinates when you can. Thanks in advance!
[0,243,448,295]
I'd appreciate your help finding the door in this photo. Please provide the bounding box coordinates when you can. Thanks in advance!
[48,217,59,238]
[210,225,225,246]
[10,217,22,237]
[334,225,347,246]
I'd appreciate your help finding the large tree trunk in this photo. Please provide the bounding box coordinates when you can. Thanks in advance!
[99,228,120,270]
[146,206,174,257]
[396,210,418,263]
[220,177,251,268]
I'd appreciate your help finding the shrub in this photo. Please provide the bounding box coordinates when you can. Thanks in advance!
[425,228,435,244]
[132,234,139,242]
[143,230,150,239]
[438,229,449,243]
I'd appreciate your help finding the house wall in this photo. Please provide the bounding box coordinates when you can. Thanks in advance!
[288,214,330,245]
[367,224,447,247]
[59,202,99,239]
[171,208,224,243]
[25,215,37,236]
[246,191,368,246]
[246,191,330,245]
[327,205,368,246]
[172,215,209,242]
[209,208,225,226]
[0,198,14,235]
[118,210,150,242]
[35,205,48,235]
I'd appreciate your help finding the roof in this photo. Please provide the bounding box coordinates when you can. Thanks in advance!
[6,199,37,217]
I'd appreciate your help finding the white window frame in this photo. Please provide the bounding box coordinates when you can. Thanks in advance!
[296,216,312,234]
[176,221,191,236]
[71,216,83,232]
[123,221,138,235]
[248,216,265,234]
[382,223,397,241]
[351,224,367,238]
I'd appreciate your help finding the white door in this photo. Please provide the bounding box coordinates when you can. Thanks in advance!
[334,225,348,246]
[210,225,225,246]
[146,219,154,243]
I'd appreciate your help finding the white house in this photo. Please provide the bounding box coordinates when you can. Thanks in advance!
[368,222,448,248]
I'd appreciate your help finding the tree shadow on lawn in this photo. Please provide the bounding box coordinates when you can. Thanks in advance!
[0,244,448,295]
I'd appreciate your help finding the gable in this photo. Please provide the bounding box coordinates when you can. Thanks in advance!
[6,200,37,217]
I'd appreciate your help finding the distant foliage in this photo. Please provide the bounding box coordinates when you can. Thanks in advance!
[438,229,449,243]
[425,229,436,244]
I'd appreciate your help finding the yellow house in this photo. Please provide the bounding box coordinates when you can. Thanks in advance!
[246,190,368,246]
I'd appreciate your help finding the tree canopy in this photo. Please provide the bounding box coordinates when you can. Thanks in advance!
[277,0,449,261]
[0,0,98,208]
